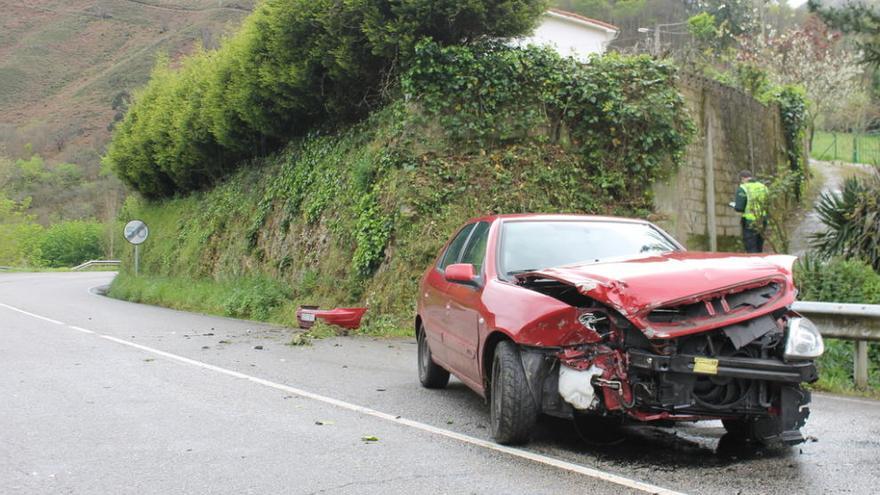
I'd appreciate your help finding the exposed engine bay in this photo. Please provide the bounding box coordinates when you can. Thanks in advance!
[515,277,818,445]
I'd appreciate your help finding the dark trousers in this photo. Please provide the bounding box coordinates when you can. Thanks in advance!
[741,218,764,253]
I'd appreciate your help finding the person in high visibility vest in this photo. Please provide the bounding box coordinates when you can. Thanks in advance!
[730,170,769,253]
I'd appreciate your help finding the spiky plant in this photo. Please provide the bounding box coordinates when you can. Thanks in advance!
[810,175,880,271]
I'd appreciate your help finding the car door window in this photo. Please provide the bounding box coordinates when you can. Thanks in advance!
[459,221,490,274]
[438,224,475,270]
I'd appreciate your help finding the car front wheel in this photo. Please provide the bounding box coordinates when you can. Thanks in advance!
[490,340,538,445]
[417,324,450,389]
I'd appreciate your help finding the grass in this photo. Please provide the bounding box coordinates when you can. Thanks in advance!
[812,130,880,166]
[809,339,880,399]
[108,272,412,338]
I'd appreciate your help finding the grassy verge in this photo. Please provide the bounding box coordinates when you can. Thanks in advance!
[809,339,880,399]
[812,130,880,165]
[108,272,412,338]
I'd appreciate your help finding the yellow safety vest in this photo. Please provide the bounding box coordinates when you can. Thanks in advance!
[741,181,769,222]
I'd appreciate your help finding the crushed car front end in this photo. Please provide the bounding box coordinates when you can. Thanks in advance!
[513,254,823,445]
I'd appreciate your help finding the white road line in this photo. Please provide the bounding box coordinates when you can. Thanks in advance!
[68,325,95,334]
[0,302,64,325]
[1,302,686,495]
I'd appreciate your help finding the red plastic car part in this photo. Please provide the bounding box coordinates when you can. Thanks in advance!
[296,307,368,330]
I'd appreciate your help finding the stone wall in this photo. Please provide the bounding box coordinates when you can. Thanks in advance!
[652,73,788,251]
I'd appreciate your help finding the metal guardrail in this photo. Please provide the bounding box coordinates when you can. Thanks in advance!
[71,260,121,271]
[793,301,880,389]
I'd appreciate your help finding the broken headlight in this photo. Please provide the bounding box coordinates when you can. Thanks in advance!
[784,317,825,360]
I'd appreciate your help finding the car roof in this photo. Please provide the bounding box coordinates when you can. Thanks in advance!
[464,213,652,225]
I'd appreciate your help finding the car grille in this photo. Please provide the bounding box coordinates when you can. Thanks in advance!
[647,282,781,324]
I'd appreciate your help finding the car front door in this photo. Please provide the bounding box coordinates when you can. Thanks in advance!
[443,221,490,386]
[421,223,475,367]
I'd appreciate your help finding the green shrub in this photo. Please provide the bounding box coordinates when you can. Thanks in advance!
[39,220,105,267]
[105,0,549,198]
[0,193,45,267]
[794,255,880,304]
[811,176,880,271]
[353,190,394,276]
[402,43,694,202]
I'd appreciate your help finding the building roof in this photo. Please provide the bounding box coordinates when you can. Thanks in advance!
[546,8,619,33]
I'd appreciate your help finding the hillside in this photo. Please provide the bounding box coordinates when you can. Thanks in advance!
[0,0,252,222]
[106,35,693,332]
[109,101,675,333]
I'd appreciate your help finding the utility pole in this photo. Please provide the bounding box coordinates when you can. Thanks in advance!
[638,21,688,57]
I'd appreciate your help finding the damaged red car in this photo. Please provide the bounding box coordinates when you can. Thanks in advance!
[416,214,823,445]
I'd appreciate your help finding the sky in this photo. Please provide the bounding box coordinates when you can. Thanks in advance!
[788,0,809,6]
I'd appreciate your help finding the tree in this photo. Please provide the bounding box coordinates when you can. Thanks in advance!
[691,0,758,48]
[810,0,880,66]
[737,16,863,136]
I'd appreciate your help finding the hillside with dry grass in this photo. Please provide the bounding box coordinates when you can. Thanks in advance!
[0,0,252,222]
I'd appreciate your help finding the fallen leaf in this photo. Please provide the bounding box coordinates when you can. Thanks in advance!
[361,435,379,442]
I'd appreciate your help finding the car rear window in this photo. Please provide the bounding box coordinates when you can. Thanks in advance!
[499,220,678,276]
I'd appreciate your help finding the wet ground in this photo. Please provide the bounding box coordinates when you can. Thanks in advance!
[2,272,878,494]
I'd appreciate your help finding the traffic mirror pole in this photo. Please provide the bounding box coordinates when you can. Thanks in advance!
[123,220,149,277]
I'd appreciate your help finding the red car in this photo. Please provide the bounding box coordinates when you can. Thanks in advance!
[416,214,823,445]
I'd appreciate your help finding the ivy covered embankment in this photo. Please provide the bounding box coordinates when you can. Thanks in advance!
[110,44,694,334]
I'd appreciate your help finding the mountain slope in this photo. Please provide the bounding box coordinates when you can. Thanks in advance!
[1,0,253,161]
[0,0,253,223]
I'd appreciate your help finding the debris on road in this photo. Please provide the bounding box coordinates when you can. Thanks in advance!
[289,333,311,346]
[296,306,367,330]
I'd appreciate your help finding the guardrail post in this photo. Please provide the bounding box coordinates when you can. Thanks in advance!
[855,340,869,389]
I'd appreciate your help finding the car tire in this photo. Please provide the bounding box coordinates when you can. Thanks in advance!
[417,325,450,389]
[490,340,538,445]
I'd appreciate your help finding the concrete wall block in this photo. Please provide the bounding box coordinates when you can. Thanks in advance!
[654,73,790,251]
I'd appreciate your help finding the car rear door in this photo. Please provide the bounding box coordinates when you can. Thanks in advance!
[443,221,490,385]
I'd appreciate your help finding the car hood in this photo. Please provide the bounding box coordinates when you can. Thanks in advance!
[518,251,797,338]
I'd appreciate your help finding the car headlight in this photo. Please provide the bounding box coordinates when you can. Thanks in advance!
[784,317,825,360]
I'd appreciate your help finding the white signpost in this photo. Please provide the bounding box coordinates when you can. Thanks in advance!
[123,220,149,275]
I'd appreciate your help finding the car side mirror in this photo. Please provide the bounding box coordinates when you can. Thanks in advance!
[445,263,478,286]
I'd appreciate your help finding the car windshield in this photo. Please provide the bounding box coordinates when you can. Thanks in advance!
[499,220,679,276]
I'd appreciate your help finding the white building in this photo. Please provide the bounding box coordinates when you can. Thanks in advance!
[516,9,619,60]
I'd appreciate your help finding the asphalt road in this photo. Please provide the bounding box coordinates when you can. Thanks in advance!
[1,273,878,494]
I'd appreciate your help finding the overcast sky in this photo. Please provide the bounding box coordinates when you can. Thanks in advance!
[788,0,809,7]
